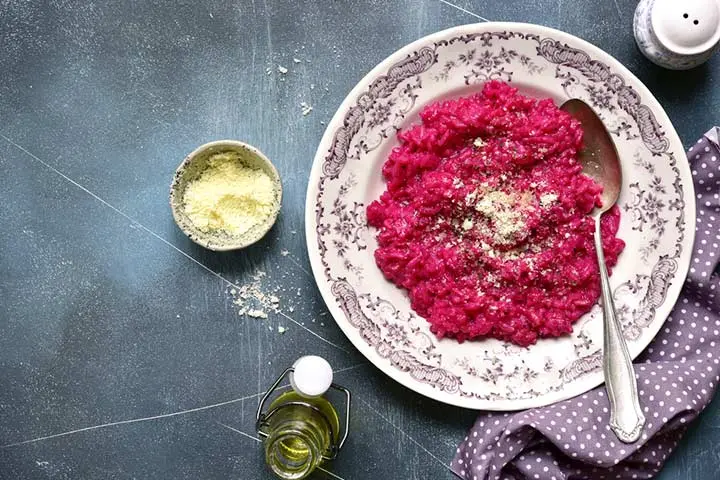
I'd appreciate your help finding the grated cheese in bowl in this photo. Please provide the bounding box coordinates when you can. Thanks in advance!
[170,140,282,251]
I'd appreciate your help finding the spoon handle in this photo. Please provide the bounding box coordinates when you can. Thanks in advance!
[594,215,645,443]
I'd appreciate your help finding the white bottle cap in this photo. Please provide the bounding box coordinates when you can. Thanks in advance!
[652,0,720,55]
[290,356,333,397]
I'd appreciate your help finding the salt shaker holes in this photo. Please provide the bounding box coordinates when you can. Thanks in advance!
[683,12,700,24]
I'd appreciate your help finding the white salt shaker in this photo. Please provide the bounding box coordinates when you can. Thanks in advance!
[634,0,720,69]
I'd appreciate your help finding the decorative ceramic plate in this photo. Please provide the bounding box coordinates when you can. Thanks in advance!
[305,23,695,409]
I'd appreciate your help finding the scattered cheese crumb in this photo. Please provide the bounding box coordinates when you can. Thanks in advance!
[293,58,301,63]
[277,65,288,74]
[473,137,485,148]
[280,249,290,256]
[229,268,296,320]
[473,189,528,244]
[247,309,268,319]
[462,219,474,230]
[465,190,477,205]
[278,326,287,334]
[300,102,313,116]
[540,193,558,207]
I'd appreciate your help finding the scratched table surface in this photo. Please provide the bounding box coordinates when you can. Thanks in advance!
[1,0,718,479]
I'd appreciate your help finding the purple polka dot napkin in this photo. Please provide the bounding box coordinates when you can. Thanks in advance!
[452,127,720,480]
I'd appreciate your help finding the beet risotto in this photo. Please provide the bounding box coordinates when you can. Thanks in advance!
[366,81,625,347]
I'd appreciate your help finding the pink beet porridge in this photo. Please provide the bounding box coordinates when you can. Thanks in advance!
[366,81,625,347]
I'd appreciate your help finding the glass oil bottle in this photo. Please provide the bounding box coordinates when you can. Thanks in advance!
[256,356,351,479]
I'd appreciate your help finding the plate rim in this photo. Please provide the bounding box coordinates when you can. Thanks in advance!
[305,21,696,410]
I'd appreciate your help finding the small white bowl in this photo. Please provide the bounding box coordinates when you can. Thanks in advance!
[170,140,282,251]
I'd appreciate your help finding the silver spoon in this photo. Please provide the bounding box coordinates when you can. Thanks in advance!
[560,99,645,443]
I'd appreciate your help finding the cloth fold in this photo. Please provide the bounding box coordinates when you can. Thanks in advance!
[452,128,720,480]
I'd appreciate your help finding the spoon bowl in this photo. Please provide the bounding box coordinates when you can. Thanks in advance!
[560,98,623,215]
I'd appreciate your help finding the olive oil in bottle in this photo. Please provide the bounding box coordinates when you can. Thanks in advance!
[256,356,351,480]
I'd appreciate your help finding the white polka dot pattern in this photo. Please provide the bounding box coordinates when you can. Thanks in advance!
[452,128,720,480]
